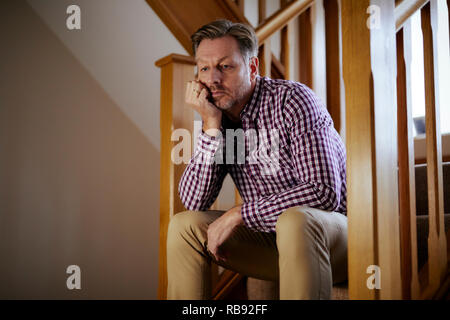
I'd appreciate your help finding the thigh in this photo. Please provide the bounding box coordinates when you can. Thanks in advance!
[218,224,279,281]
[172,210,279,281]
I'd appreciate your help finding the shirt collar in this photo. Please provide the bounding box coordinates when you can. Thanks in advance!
[239,75,262,121]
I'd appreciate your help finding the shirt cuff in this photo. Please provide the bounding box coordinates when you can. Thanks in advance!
[194,131,223,164]
[240,201,271,232]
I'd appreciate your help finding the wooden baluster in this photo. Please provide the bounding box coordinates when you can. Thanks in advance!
[280,23,291,80]
[298,7,312,87]
[235,0,245,13]
[324,0,343,135]
[259,40,272,77]
[342,0,402,299]
[421,1,448,293]
[396,22,420,300]
[258,0,271,77]
[310,0,327,103]
[258,0,266,24]
[155,54,196,300]
[280,0,291,80]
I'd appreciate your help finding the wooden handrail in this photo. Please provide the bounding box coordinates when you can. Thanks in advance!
[256,0,429,45]
[395,0,429,31]
[255,0,314,44]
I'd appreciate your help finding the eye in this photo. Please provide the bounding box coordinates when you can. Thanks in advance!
[199,66,208,72]
[222,64,231,70]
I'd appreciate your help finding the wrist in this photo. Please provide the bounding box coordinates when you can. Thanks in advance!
[202,118,222,137]
[231,205,244,226]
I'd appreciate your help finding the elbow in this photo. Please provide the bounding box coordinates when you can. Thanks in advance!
[178,184,209,212]
[318,185,340,212]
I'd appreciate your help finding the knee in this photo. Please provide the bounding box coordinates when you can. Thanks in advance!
[167,211,208,248]
[168,211,204,236]
[276,207,309,233]
[275,206,323,238]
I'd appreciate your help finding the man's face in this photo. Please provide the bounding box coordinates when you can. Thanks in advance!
[195,36,255,112]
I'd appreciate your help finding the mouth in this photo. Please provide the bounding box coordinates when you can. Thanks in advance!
[211,91,226,98]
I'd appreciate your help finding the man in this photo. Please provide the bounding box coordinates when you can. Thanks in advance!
[167,20,347,300]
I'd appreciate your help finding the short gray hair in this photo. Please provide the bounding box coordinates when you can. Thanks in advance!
[191,19,258,62]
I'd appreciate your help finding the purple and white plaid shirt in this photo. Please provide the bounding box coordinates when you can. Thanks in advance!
[179,76,347,232]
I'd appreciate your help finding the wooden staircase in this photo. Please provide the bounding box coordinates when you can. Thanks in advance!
[151,0,450,300]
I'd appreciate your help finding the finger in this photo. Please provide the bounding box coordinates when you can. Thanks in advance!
[185,82,194,101]
[191,83,202,98]
[186,82,201,104]
[198,87,209,102]
[208,247,219,262]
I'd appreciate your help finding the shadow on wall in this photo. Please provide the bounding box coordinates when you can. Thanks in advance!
[0,0,160,299]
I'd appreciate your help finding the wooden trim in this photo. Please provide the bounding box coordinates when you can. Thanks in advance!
[155,54,196,68]
[396,26,420,300]
[147,0,251,56]
[395,0,429,31]
[211,270,244,300]
[256,0,314,44]
[421,1,448,291]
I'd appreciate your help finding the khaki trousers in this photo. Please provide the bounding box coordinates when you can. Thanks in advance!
[166,206,347,300]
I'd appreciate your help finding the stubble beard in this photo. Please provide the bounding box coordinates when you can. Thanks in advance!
[213,81,250,112]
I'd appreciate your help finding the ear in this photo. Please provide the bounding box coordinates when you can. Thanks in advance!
[248,56,259,81]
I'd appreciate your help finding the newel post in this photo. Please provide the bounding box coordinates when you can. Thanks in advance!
[155,54,196,299]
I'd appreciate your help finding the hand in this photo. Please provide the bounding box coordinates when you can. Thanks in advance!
[207,205,244,262]
[185,81,222,135]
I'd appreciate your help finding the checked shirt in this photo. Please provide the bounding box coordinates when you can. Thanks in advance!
[179,76,347,233]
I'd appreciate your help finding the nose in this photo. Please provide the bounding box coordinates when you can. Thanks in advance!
[205,67,222,87]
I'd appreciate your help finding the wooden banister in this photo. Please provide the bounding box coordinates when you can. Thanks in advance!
[255,0,314,44]
[421,1,448,293]
[395,0,429,31]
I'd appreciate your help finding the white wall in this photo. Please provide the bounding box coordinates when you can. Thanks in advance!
[27,0,188,150]
[0,0,186,299]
